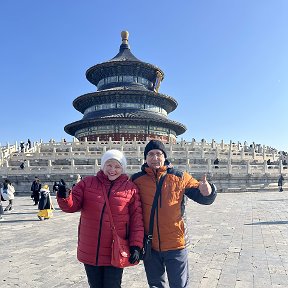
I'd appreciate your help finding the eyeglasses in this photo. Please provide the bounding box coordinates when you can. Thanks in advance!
[147,152,164,158]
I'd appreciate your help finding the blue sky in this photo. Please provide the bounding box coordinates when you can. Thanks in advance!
[1,1,287,151]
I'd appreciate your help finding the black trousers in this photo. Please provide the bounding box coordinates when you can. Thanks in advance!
[4,199,13,211]
[84,264,123,288]
[33,192,40,205]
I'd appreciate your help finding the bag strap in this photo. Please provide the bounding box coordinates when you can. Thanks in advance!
[101,186,124,251]
[147,173,167,240]
[101,187,115,229]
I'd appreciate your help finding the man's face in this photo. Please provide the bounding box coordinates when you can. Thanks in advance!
[146,149,165,169]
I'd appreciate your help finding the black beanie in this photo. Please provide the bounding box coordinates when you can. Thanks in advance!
[144,140,167,159]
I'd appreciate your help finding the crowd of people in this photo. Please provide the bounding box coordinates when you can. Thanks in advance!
[1,139,287,287]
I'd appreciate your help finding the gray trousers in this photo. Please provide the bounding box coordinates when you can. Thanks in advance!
[143,248,189,288]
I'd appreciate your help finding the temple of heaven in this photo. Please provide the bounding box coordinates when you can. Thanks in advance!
[64,31,186,142]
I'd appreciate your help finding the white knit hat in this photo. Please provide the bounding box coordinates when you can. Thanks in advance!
[101,150,127,173]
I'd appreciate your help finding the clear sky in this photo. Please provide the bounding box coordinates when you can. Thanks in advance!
[1,1,287,151]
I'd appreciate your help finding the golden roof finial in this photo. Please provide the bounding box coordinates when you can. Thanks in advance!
[121,31,129,45]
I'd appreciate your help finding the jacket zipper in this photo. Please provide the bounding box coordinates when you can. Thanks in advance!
[155,175,162,251]
[95,181,114,265]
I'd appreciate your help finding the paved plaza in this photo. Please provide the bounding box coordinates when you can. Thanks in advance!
[1,191,288,288]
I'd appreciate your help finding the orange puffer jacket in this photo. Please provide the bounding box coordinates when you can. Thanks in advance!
[131,162,216,252]
[57,171,144,266]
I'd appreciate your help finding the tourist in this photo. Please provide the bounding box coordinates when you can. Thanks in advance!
[52,181,59,194]
[37,184,54,220]
[214,158,219,169]
[27,138,32,149]
[1,179,15,212]
[20,141,25,152]
[30,177,41,205]
[0,180,9,220]
[131,139,217,288]
[278,174,284,192]
[0,198,4,221]
[57,149,144,288]
[20,160,26,169]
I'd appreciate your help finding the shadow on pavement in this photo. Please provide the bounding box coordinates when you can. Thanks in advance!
[245,220,288,225]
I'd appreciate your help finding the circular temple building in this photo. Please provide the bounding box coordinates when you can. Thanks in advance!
[64,31,186,142]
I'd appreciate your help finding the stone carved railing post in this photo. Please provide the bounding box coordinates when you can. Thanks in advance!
[71,159,75,174]
[133,137,137,148]
[211,139,215,149]
[221,140,224,150]
[191,138,195,149]
[95,159,99,174]
[264,160,268,174]
[137,145,141,158]
[108,137,112,149]
[69,147,73,158]
[241,148,245,160]
[237,141,241,150]
[48,159,52,174]
[279,161,283,174]
[247,161,251,175]
[252,149,256,160]
[215,146,219,159]
[228,159,232,175]
[272,150,277,161]
[207,158,212,173]
[186,158,190,171]
[201,139,206,148]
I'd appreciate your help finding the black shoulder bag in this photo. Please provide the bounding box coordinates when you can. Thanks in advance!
[140,173,167,260]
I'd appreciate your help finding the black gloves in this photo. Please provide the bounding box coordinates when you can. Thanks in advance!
[129,246,141,264]
[57,179,70,198]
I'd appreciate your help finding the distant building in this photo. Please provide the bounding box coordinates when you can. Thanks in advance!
[64,31,186,142]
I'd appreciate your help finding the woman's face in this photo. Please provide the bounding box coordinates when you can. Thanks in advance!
[103,159,123,181]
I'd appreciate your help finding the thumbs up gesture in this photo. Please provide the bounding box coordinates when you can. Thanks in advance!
[198,174,212,196]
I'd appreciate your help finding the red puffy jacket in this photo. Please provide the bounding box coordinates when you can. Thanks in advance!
[57,171,144,266]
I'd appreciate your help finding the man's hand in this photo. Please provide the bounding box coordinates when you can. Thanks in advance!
[198,175,212,196]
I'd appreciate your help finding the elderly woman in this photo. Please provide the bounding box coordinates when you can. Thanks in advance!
[57,149,144,288]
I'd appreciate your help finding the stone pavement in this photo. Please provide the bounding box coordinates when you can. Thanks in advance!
[1,191,288,288]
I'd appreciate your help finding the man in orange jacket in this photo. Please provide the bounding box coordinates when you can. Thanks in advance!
[132,140,217,288]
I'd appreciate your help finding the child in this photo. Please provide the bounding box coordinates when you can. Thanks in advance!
[37,184,54,220]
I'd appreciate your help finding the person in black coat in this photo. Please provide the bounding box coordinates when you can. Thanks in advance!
[31,177,41,205]
[278,174,284,192]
